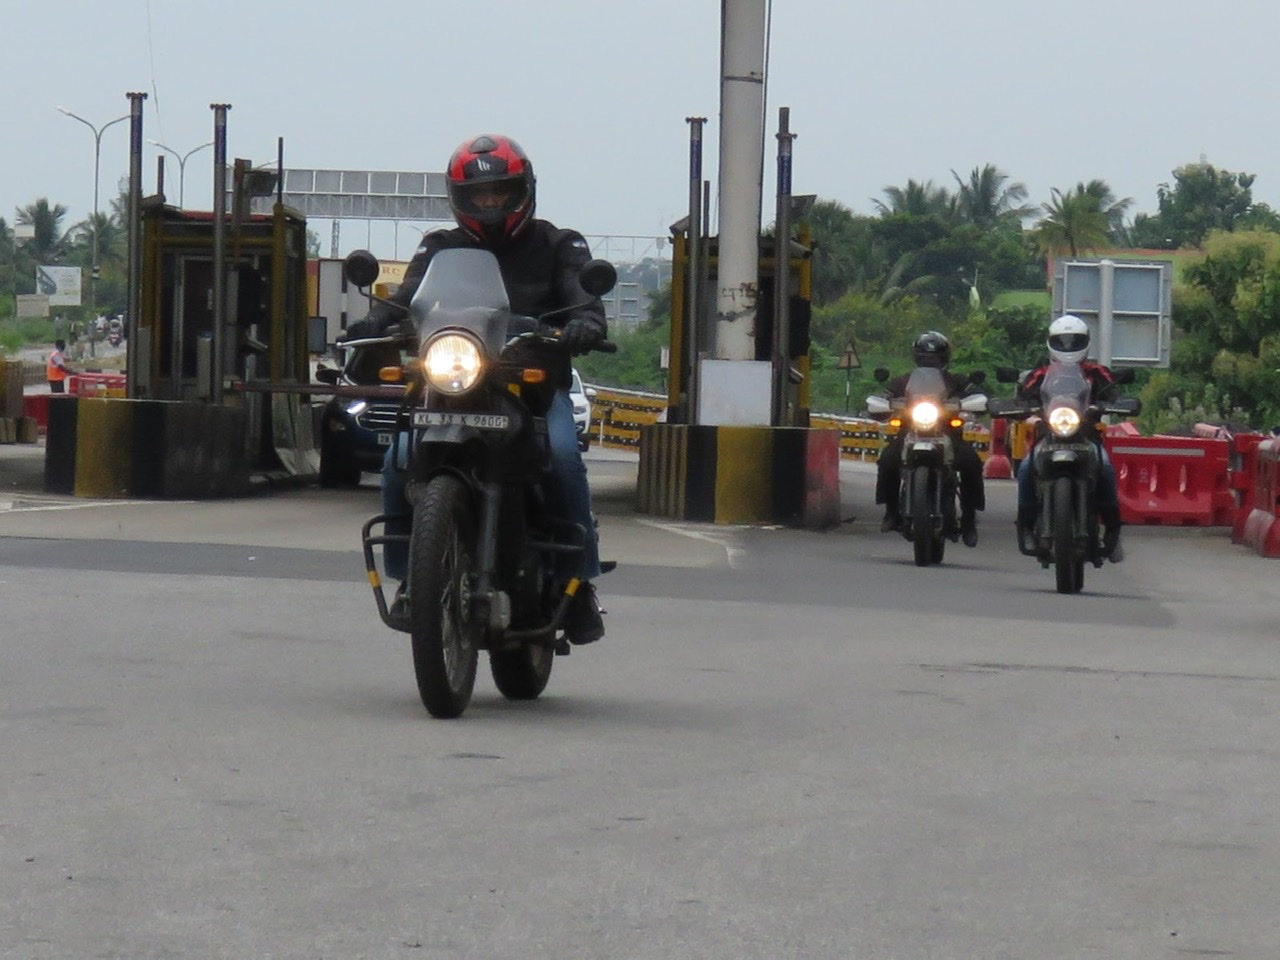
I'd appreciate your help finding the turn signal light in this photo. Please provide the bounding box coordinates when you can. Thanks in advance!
[522,368,548,384]
[949,418,964,428]
[378,366,404,383]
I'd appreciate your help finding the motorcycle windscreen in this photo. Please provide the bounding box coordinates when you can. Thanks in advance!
[410,248,511,320]
[1038,361,1091,411]
[904,365,948,403]
[409,248,515,353]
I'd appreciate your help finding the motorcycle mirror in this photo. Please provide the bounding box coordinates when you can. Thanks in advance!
[995,366,1020,383]
[1114,367,1137,384]
[344,249,381,289]
[873,367,890,383]
[578,259,617,298]
[314,366,340,386]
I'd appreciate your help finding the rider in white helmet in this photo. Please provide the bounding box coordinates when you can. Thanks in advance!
[1015,315,1126,560]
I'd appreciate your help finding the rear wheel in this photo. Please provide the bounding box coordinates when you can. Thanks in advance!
[1052,476,1083,594]
[490,643,554,700]
[409,475,479,718]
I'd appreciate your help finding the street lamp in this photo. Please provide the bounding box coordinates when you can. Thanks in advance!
[57,105,129,350]
[148,138,214,208]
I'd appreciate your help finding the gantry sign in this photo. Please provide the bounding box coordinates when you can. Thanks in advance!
[248,168,452,254]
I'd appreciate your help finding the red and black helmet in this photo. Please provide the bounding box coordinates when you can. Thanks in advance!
[446,134,536,245]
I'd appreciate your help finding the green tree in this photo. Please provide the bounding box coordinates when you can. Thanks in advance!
[873,179,956,220]
[1130,161,1264,249]
[1033,184,1112,257]
[0,217,13,320]
[15,198,72,270]
[1141,229,1280,430]
[801,199,883,306]
[951,164,1034,228]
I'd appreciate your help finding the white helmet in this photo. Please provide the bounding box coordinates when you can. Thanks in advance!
[1047,314,1091,364]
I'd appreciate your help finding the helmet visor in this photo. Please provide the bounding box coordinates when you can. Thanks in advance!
[449,177,529,224]
[1048,332,1089,354]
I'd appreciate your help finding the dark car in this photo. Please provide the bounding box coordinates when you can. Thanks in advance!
[315,339,410,488]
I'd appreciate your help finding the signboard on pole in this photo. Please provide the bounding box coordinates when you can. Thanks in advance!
[1051,258,1173,368]
[36,265,83,307]
[16,294,50,318]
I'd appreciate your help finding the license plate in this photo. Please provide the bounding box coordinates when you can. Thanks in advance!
[376,432,393,446]
[412,411,510,430]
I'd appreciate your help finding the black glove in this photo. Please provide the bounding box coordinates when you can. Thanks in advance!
[560,317,604,355]
[340,317,375,341]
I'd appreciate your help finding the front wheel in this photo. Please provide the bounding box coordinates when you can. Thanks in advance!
[409,474,479,718]
[1051,476,1083,594]
[490,644,554,700]
[910,467,942,566]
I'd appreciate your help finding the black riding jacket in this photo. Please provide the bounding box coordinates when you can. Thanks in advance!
[351,219,607,388]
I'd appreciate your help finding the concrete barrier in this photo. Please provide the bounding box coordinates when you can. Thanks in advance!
[637,422,840,528]
[44,397,250,499]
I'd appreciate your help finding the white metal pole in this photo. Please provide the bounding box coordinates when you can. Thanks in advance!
[715,0,767,362]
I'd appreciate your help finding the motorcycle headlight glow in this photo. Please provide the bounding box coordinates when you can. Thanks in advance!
[1047,405,1082,437]
[910,401,940,428]
[421,333,484,395]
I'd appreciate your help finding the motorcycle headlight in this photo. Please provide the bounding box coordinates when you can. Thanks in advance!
[421,333,484,395]
[1047,405,1082,437]
[911,401,940,429]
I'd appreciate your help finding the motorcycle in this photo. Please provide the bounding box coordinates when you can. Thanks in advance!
[343,246,617,718]
[867,366,988,566]
[989,361,1140,594]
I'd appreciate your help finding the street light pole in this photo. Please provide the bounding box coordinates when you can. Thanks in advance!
[148,139,214,208]
[57,106,129,355]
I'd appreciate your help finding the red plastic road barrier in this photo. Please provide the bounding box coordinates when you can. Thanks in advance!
[1240,439,1280,558]
[983,417,1013,479]
[23,393,50,430]
[1107,434,1234,526]
[1230,433,1268,544]
[67,373,127,397]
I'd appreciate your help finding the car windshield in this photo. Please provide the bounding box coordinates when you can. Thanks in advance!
[344,343,411,386]
[571,370,584,395]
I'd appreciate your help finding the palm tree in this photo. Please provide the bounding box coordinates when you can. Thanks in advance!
[69,211,127,272]
[15,198,73,266]
[1034,185,1112,257]
[1076,179,1133,242]
[951,164,1035,227]
[873,179,956,220]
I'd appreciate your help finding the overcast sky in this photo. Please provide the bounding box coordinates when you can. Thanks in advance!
[6,0,1279,262]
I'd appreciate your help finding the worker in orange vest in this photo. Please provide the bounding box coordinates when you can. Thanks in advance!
[47,339,73,393]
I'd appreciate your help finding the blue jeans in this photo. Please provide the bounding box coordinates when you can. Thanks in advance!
[380,389,599,582]
[1017,441,1119,528]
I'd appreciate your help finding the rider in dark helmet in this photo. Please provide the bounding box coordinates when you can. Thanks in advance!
[874,331,987,547]
[342,134,609,643]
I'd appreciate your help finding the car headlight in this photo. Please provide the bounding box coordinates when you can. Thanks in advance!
[1047,405,1082,437]
[421,333,484,395]
[345,400,368,416]
[910,401,940,429]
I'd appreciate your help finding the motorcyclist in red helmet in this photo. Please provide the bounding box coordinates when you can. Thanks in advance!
[343,134,609,643]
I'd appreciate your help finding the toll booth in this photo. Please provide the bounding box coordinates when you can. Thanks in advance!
[637,225,839,529]
[138,199,310,400]
[665,225,814,426]
[137,198,313,474]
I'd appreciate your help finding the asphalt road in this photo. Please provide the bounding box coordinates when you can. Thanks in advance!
[2,443,1279,959]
